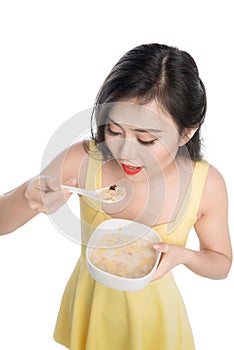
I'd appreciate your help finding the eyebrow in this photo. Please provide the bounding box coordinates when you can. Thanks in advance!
[107,116,163,134]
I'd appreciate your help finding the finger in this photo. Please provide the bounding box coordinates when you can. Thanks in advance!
[43,193,71,214]
[41,190,64,207]
[38,175,50,190]
[38,175,60,192]
[60,178,78,195]
[151,268,164,281]
[41,189,72,212]
[46,177,60,191]
[27,200,42,211]
[38,178,77,213]
[150,260,165,281]
[25,188,43,203]
[64,177,77,186]
[153,243,169,253]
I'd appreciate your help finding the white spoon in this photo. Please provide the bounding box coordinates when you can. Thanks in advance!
[60,184,126,203]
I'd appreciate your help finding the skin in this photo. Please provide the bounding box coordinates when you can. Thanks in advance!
[0,100,232,281]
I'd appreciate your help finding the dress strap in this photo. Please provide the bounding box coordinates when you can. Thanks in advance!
[188,160,209,219]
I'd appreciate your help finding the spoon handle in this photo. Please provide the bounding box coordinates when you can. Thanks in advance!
[61,185,93,197]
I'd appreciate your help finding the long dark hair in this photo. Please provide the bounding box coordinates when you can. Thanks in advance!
[91,43,207,161]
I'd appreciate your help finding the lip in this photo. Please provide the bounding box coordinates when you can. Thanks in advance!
[122,163,143,175]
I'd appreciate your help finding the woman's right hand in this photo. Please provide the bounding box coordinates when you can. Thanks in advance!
[24,175,77,215]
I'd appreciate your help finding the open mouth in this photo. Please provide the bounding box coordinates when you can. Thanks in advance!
[122,163,143,175]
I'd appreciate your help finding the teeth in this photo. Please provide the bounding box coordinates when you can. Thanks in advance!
[124,164,140,169]
[128,166,139,169]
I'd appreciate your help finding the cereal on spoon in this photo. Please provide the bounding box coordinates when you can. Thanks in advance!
[98,184,126,202]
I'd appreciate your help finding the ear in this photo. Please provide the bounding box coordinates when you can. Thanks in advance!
[179,127,198,146]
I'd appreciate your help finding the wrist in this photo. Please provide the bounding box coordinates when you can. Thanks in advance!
[181,247,196,266]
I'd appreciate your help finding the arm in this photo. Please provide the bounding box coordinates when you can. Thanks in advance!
[184,165,232,279]
[0,141,89,235]
[0,182,39,235]
[152,165,232,280]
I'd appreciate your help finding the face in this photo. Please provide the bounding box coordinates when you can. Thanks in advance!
[103,100,183,182]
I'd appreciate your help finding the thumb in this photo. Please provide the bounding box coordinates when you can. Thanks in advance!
[153,242,169,253]
[64,177,77,187]
[61,178,77,198]
[46,177,60,191]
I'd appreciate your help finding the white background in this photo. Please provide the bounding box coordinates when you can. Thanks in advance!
[0,1,233,349]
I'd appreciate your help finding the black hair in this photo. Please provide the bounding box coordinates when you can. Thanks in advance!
[91,43,207,161]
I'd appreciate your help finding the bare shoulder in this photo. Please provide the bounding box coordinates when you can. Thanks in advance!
[205,163,227,194]
[64,139,89,164]
[41,139,91,187]
[197,163,228,218]
[61,139,91,187]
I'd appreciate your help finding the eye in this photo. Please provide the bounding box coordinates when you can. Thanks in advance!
[106,125,122,136]
[137,139,157,146]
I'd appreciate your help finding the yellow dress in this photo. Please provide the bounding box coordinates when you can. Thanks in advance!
[54,142,209,350]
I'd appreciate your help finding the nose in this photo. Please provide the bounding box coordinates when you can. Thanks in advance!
[119,139,138,162]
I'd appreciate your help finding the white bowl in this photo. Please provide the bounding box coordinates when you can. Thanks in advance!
[86,219,161,292]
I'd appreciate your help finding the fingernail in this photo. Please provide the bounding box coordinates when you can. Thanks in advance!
[153,243,160,249]
[66,178,77,185]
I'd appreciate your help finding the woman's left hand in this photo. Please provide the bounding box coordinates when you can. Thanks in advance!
[151,242,186,281]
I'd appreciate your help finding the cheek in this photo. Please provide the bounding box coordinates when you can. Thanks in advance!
[147,139,179,166]
[104,136,122,156]
[160,133,180,156]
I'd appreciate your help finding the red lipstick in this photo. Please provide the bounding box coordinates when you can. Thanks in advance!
[122,164,143,175]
